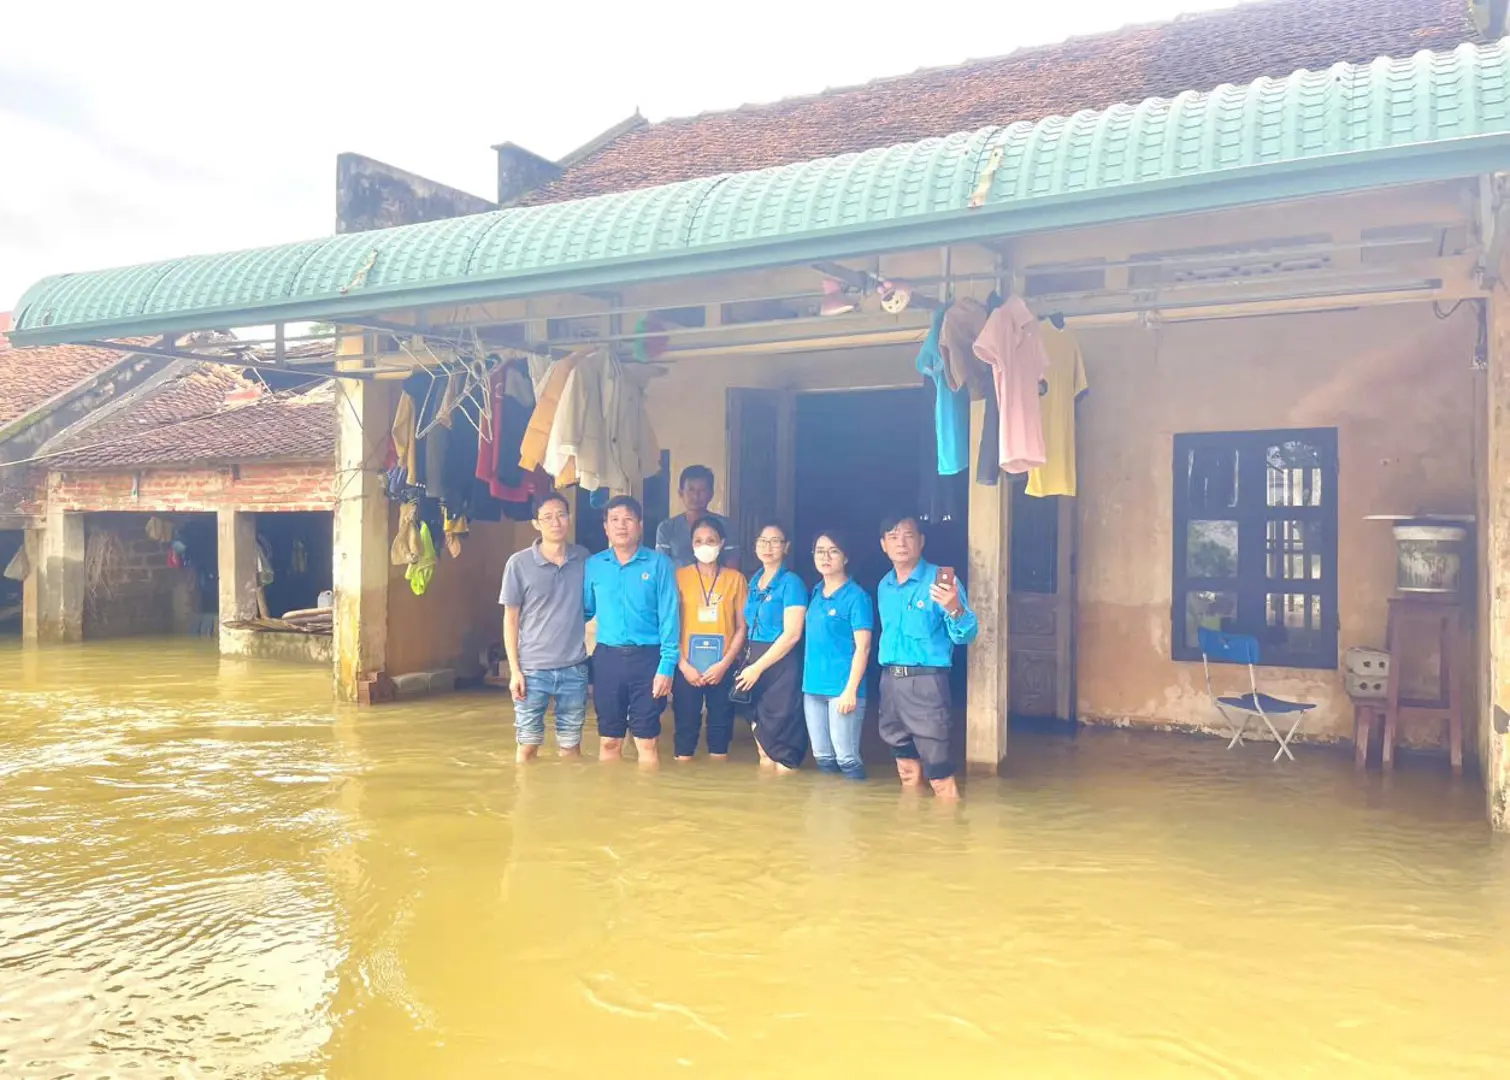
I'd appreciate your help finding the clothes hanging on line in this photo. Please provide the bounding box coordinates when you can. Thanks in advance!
[391,501,422,567]
[916,306,970,477]
[518,350,585,473]
[476,357,536,500]
[1026,325,1089,498]
[390,390,418,486]
[406,522,436,596]
[939,297,993,399]
[973,295,1050,475]
[543,349,660,494]
[973,292,1005,486]
[918,375,965,526]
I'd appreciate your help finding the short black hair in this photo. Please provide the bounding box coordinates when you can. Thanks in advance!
[603,494,643,521]
[679,464,715,491]
[533,491,571,518]
[690,515,727,542]
[811,527,852,557]
[879,512,925,537]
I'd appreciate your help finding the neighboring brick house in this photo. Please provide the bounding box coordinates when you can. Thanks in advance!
[2,327,337,654]
[501,0,1476,204]
[0,313,154,529]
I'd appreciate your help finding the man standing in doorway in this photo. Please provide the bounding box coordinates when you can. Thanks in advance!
[585,495,680,765]
[500,492,590,761]
[655,464,737,567]
[876,512,978,800]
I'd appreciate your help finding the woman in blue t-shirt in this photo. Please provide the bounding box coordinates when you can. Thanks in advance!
[733,521,808,771]
[801,529,875,779]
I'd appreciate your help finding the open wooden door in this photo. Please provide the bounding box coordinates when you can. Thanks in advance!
[1008,483,1077,724]
[726,387,795,576]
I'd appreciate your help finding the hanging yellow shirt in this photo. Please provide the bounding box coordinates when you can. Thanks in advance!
[1026,326,1089,498]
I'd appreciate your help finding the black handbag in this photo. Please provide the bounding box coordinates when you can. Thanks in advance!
[727,645,754,704]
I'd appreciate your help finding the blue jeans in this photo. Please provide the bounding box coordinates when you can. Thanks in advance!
[802,693,866,780]
[513,662,589,749]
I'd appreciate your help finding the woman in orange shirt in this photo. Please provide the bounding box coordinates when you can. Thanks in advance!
[672,517,749,761]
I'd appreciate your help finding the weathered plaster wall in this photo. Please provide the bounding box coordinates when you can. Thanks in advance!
[1075,303,1477,750]
[336,153,494,234]
[385,517,527,677]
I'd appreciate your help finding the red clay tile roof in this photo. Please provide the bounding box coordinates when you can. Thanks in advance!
[0,315,133,429]
[0,480,38,517]
[44,364,336,470]
[521,0,1480,205]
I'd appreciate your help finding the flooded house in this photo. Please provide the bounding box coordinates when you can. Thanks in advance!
[7,0,1510,829]
[0,326,339,661]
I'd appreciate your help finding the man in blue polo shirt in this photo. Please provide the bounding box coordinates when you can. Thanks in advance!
[876,512,978,800]
[584,494,679,765]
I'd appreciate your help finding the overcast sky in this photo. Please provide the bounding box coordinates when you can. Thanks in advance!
[0,0,1241,310]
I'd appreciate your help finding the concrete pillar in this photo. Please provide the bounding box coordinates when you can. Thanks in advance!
[217,510,259,654]
[332,343,393,701]
[965,398,1010,772]
[21,528,39,644]
[1482,287,1510,830]
[36,509,84,643]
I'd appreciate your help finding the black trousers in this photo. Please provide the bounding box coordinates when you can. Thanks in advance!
[592,645,665,740]
[672,670,735,756]
[747,641,806,769]
[878,670,954,779]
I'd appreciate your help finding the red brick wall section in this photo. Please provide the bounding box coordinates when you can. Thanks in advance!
[49,463,335,513]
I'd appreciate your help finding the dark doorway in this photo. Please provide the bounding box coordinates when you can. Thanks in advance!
[256,511,333,618]
[0,530,22,635]
[793,387,970,764]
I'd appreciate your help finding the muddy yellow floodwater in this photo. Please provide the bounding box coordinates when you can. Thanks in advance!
[2,639,1508,1077]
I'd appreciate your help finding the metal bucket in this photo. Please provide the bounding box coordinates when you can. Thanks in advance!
[1393,523,1466,595]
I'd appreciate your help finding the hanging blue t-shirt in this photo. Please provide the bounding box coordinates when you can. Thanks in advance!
[917,306,970,477]
[745,566,807,643]
[802,579,875,698]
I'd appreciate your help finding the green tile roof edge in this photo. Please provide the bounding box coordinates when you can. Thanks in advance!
[11,39,1510,348]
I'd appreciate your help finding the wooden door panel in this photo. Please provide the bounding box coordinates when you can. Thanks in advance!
[1008,488,1076,722]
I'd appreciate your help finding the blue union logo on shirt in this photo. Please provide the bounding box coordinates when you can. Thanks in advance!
[642,572,651,581]
[916,600,926,609]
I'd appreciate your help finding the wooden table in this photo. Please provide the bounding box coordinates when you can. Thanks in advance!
[1383,595,1463,774]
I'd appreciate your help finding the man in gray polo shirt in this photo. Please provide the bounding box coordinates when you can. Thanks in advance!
[655,464,738,567]
[500,492,590,761]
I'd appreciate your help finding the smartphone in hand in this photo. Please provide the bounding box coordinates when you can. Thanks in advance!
[936,566,956,588]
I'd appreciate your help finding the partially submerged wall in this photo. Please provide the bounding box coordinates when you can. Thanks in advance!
[1075,303,1477,750]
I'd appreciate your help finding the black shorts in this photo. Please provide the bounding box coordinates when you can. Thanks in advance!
[878,670,953,780]
[592,645,665,741]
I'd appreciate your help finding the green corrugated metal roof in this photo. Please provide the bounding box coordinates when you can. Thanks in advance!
[11,40,1510,347]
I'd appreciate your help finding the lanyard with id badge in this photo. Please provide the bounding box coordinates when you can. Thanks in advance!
[688,569,727,675]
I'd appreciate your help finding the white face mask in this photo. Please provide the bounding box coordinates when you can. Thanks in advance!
[693,544,722,564]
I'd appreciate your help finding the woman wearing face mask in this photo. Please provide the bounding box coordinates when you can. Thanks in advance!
[802,529,874,780]
[672,517,749,761]
[734,522,808,771]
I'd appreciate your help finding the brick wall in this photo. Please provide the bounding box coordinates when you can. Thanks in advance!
[48,462,335,513]
[82,517,204,639]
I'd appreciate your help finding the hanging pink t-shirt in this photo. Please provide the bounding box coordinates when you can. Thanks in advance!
[972,297,1049,474]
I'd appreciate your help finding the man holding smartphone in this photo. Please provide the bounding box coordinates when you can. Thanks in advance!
[875,512,978,800]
